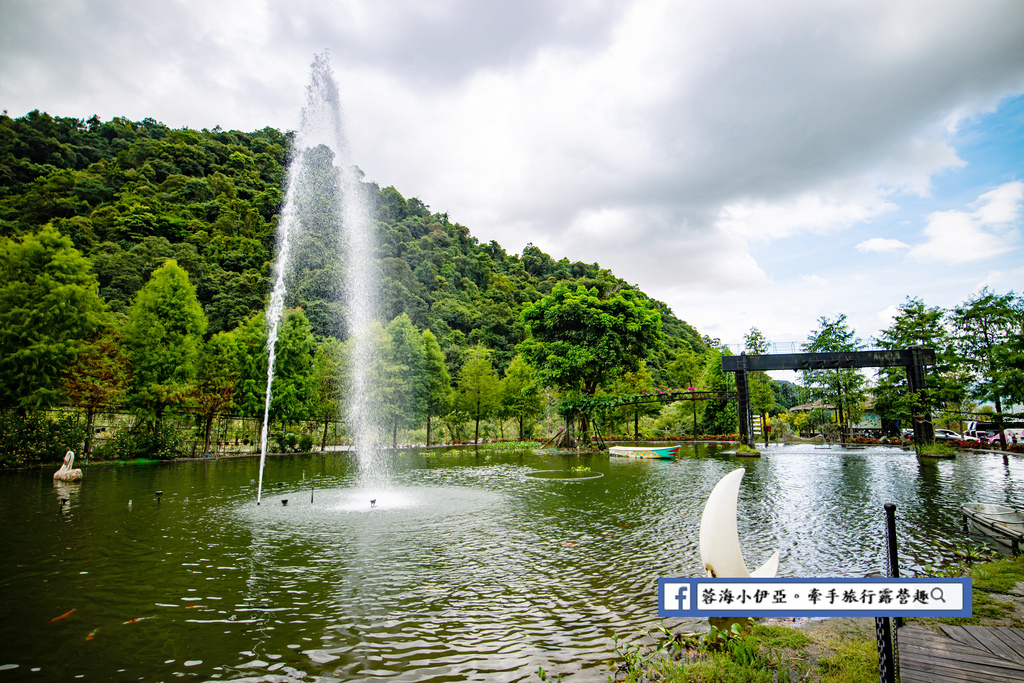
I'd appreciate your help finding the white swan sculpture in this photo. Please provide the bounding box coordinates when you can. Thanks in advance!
[53,450,83,481]
[699,468,778,578]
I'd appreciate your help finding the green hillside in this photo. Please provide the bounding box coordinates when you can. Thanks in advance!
[0,110,725,461]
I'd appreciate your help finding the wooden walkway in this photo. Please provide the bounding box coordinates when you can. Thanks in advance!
[899,624,1024,682]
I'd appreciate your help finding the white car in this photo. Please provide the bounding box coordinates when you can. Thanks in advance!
[933,429,962,442]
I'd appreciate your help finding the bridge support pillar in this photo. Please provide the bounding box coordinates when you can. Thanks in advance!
[906,346,934,445]
[735,355,752,447]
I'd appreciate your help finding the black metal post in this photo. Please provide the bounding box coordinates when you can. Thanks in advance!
[884,502,902,628]
[875,502,900,683]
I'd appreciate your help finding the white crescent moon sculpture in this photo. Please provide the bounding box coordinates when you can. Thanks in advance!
[699,468,779,578]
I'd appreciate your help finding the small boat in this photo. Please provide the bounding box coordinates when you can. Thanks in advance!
[961,503,1024,551]
[608,445,680,459]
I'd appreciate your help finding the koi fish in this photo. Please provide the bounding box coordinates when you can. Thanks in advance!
[122,616,152,624]
[86,628,99,640]
[48,609,75,624]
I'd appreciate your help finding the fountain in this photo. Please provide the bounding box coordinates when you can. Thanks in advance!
[257,53,383,504]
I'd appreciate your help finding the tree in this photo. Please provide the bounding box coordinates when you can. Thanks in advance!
[63,328,129,456]
[699,347,737,435]
[0,226,107,411]
[609,360,657,440]
[520,280,662,443]
[269,308,316,432]
[380,313,426,446]
[311,337,345,451]
[521,281,663,396]
[422,329,453,446]
[874,297,966,436]
[668,347,705,437]
[125,259,207,426]
[457,346,500,443]
[194,331,240,454]
[232,311,269,446]
[500,354,542,440]
[744,327,775,445]
[951,289,1024,448]
[802,315,866,440]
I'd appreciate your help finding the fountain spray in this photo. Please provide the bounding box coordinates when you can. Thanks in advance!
[257,52,383,503]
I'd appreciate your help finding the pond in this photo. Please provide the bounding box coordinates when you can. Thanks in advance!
[1,443,1022,681]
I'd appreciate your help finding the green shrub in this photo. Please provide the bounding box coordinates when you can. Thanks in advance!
[918,442,956,458]
[92,424,182,460]
[273,431,312,453]
[0,411,85,467]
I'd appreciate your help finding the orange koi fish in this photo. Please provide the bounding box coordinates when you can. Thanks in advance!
[48,609,75,624]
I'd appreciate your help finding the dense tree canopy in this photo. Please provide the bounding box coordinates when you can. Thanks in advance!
[520,280,664,397]
[0,225,107,410]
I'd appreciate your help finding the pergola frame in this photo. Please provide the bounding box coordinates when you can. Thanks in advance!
[721,347,936,446]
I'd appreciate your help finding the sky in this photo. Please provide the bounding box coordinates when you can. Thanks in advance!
[2,0,1023,348]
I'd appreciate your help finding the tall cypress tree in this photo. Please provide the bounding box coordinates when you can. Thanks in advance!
[422,328,452,446]
[125,259,207,426]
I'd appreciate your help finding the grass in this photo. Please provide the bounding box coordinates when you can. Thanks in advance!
[916,442,957,458]
[816,636,876,683]
[735,444,762,456]
[603,621,878,682]
[911,552,1024,628]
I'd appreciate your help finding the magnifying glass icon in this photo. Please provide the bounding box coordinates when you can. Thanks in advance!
[931,587,946,603]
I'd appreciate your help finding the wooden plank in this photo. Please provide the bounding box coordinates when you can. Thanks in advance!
[899,648,1024,682]
[943,624,990,652]
[994,626,1024,653]
[901,643,1019,667]
[898,641,1023,671]
[986,628,1024,666]
[940,625,977,648]
[899,654,1024,682]
[899,624,1024,683]
[963,624,1024,664]
[902,627,1005,660]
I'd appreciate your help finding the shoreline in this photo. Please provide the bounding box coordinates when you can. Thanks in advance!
[7,439,1021,471]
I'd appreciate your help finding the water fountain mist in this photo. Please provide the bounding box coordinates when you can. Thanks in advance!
[257,52,383,504]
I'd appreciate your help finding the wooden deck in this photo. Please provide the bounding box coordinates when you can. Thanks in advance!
[899,624,1024,682]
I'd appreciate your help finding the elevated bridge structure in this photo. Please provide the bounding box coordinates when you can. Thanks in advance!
[722,347,936,446]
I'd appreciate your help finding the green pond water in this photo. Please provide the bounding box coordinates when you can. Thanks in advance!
[1,443,1022,681]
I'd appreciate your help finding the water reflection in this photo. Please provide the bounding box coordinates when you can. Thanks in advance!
[2,444,1023,681]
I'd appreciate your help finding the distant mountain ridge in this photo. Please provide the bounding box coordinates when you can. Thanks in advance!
[0,110,706,380]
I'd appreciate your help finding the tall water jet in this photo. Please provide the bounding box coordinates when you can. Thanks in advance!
[257,53,384,503]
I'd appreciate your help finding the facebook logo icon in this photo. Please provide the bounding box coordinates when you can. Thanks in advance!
[662,581,690,611]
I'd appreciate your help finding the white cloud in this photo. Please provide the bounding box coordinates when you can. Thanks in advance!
[907,181,1022,264]
[976,265,1024,291]
[856,238,910,253]
[800,274,828,287]
[1,0,1023,345]
[876,304,900,325]
[717,187,897,243]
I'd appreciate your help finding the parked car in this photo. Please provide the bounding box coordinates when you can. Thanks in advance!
[963,430,995,441]
[933,429,962,442]
[988,429,1024,446]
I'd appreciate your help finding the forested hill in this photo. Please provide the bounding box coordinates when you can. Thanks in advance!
[0,110,706,378]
